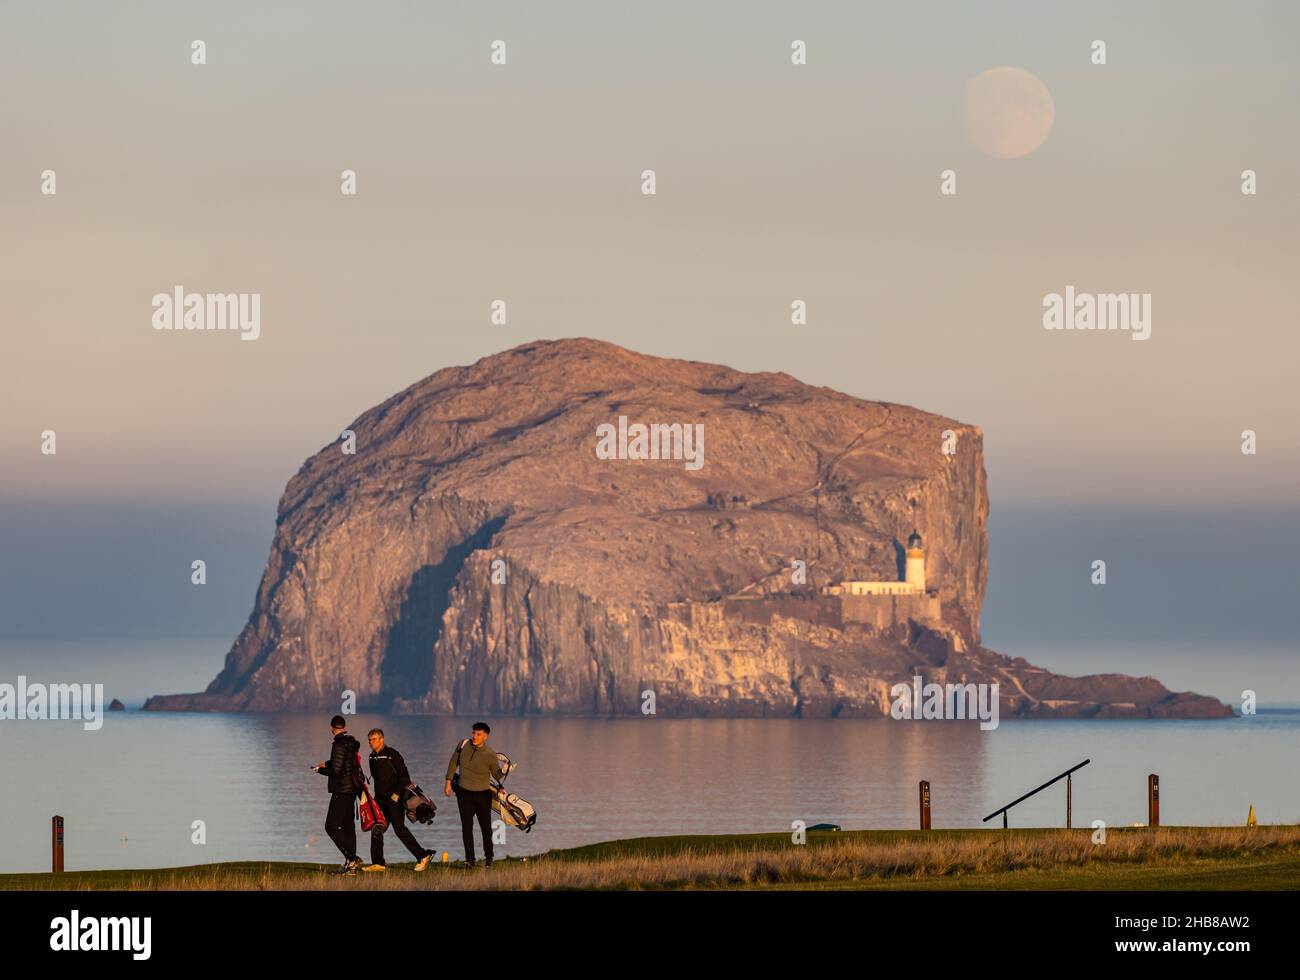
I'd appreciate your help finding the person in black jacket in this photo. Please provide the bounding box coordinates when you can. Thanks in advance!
[364,728,434,872]
[313,715,363,875]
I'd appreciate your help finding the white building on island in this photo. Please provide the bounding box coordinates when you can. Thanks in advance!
[825,530,928,597]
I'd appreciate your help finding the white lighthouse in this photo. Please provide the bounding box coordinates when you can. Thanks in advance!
[820,527,940,626]
[905,529,926,592]
[823,527,932,600]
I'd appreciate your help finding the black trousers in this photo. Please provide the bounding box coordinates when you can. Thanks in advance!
[454,785,494,862]
[325,792,358,861]
[370,796,426,865]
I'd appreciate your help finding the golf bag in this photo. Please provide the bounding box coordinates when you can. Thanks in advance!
[490,784,537,833]
[402,783,438,825]
[358,786,388,832]
[489,752,536,833]
[354,752,388,833]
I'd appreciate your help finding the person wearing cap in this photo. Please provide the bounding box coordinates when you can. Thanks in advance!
[313,715,363,875]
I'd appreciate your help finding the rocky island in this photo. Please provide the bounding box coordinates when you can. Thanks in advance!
[145,339,1231,719]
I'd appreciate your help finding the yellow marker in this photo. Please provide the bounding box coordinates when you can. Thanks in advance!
[442,851,449,863]
[1247,805,1257,827]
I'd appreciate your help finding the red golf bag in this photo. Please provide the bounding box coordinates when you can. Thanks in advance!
[354,751,388,832]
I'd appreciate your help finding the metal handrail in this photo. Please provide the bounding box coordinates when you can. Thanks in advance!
[982,759,1090,828]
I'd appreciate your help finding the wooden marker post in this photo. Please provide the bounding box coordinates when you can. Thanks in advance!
[1148,774,1160,827]
[52,815,64,874]
[919,780,931,830]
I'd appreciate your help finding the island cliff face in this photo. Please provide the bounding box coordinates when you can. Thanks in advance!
[145,339,1230,719]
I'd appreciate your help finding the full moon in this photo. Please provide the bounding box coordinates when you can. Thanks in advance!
[962,67,1055,159]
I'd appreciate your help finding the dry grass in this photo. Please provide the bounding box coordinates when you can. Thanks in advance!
[24,825,1300,892]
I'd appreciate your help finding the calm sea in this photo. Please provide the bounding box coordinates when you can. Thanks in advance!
[2,707,1297,874]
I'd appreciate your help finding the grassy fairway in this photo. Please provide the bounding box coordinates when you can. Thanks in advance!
[4,826,1298,891]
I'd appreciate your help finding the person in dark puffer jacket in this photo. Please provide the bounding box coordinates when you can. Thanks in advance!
[313,715,362,874]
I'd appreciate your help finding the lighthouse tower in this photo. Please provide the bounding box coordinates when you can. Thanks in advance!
[905,529,926,592]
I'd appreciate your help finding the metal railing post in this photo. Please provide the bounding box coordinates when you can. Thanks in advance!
[983,759,1091,828]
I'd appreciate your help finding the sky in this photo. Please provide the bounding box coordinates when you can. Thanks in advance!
[1,1,1296,701]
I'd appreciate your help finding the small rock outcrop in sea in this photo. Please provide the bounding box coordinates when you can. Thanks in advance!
[108,699,125,711]
[143,339,1231,720]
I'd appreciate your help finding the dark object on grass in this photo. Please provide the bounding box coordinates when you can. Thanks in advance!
[807,823,841,832]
